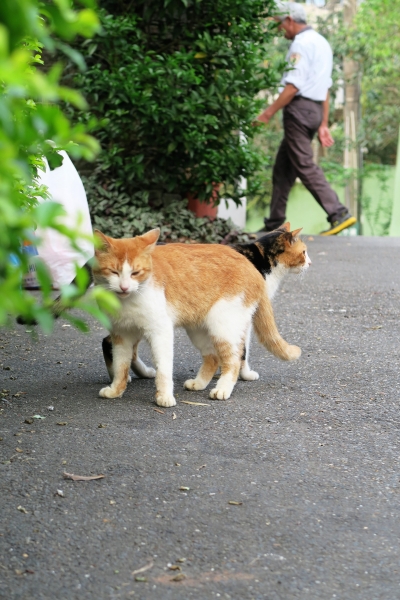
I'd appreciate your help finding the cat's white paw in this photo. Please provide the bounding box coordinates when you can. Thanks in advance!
[99,386,123,399]
[127,374,132,383]
[155,392,176,407]
[184,378,207,391]
[131,362,156,379]
[142,366,156,378]
[209,387,232,401]
[240,369,259,381]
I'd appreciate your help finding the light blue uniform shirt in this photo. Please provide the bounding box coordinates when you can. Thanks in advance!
[280,27,333,102]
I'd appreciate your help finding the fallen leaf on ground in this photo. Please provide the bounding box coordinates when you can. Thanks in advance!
[171,573,186,581]
[180,401,210,406]
[17,506,28,513]
[153,408,164,414]
[32,415,45,420]
[98,424,107,428]
[55,490,64,497]
[197,464,206,470]
[179,486,190,491]
[176,558,186,563]
[15,448,23,453]
[57,422,68,426]
[109,500,116,505]
[15,569,24,576]
[63,472,105,481]
[24,419,34,424]
[47,406,54,411]
[172,412,177,420]
[168,564,181,571]
[131,560,154,576]
[134,576,148,582]
[228,501,243,506]
[13,392,26,398]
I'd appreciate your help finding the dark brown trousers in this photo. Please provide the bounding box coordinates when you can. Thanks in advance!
[265,96,346,228]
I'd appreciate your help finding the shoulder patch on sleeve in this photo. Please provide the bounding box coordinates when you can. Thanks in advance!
[289,52,302,65]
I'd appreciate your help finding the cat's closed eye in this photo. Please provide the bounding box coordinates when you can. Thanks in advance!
[131,271,140,277]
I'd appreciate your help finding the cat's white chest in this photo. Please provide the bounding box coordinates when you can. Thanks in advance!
[112,283,172,332]
[265,264,286,299]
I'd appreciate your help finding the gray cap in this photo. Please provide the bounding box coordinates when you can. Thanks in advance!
[275,1,307,23]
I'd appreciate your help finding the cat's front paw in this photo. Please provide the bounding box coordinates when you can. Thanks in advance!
[127,375,132,383]
[239,369,259,381]
[155,392,176,408]
[184,378,207,391]
[99,386,123,399]
[286,345,301,360]
[209,387,232,401]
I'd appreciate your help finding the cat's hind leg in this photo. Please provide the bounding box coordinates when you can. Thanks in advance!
[102,335,115,382]
[239,325,259,381]
[184,328,219,391]
[206,299,253,400]
[99,334,136,398]
[131,341,156,379]
[209,338,242,400]
[184,354,219,391]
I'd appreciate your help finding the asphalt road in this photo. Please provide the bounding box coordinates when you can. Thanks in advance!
[1,235,400,600]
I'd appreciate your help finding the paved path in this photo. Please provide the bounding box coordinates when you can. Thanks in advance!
[1,236,400,600]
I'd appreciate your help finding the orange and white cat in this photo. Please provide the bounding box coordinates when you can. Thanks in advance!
[93,228,301,407]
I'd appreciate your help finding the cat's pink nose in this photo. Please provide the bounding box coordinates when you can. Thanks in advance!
[120,285,129,292]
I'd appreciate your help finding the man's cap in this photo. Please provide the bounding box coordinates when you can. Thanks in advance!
[275,1,307,23]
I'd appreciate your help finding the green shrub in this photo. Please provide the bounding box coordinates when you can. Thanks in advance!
[63,0,281,239]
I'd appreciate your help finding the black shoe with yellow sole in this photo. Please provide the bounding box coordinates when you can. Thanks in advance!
[320,213,357,236]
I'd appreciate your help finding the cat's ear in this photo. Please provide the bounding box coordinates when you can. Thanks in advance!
[140,228,160,251]
[283,227,302,246]
[282,222,291,231]
[94,230,112,253]
[291,228,303,238]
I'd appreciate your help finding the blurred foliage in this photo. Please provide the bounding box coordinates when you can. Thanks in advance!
[59,0,284,241]
[0,0,119,332]
[318,3,400,165]
[349,0,400,164]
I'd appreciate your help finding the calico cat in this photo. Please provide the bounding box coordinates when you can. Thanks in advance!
[234,222,311,380]
[93,228,301,407]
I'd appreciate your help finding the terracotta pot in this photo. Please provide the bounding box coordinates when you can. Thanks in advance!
[186,184,220,220]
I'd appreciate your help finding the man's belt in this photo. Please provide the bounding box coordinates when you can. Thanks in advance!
[292,96,323,105]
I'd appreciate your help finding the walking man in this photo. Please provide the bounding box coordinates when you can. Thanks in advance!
[257,1,356,235]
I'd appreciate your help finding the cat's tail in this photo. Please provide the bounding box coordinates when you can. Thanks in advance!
[253,293,301,361]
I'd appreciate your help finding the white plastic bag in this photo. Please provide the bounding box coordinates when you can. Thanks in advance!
[35,151,94,289]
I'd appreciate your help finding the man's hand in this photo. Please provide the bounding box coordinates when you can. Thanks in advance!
[253,107,274,127]
[256,108,274,125]
[318,124,334,148]
[254,84,298,128]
